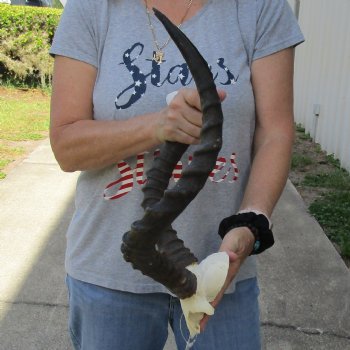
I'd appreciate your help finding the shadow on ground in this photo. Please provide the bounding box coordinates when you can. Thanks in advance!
[0,195,74,350]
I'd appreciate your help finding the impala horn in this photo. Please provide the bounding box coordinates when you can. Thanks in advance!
[121,9,224,299]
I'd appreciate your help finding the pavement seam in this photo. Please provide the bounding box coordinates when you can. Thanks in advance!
[23,161,59,166]
[262,321,350,341]
[0,300,68,309]
[2,300,350,342]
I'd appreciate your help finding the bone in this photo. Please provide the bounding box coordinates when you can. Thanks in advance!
[121,8,224,299]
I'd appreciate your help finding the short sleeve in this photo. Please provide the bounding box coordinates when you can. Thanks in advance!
[253,0,304,61]
[50,0,98,68]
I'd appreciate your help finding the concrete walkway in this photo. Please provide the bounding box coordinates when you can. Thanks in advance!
[0,139,349,350]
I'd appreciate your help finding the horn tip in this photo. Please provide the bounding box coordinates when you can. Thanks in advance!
[153,7,166,22]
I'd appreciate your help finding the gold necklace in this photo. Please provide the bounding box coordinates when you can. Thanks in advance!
[144,0,194,63]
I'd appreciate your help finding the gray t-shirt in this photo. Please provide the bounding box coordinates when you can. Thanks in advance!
[50,0,304,293]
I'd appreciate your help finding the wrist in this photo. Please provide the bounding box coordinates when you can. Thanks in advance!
[220,227,255,262]
[238,208,272,229]
[232,227,255,256]
[218,212,275,255]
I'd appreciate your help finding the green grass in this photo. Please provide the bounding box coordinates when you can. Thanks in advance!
[298,132,312,141]
[0,145,24,158]
[302,169,350,190]
[291,153,313,170]
[310,191,350,258]
[0,95,50,141]
[0,78,52,94]
[295,123,306,133]
[0,87,50,178]
[0,160,9,178]
[292,124,350,260]
[0,144,26,177]
[325,154,343,168]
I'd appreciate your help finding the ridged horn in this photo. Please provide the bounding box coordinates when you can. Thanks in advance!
[121,9,223,299]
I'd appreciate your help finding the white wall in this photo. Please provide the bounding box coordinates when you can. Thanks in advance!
[292,0,350,171]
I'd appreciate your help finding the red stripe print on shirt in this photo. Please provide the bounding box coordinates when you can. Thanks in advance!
[104,161,134,200]
[104,151,239,201]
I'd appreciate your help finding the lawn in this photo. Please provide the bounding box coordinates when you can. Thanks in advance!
[0,87,50,179]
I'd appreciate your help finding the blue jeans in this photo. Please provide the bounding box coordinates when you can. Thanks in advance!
[66,275,261,350]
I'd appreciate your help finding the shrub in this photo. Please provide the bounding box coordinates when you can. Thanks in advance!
[0,4,62,88]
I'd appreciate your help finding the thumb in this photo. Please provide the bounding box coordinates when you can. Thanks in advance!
[217,89,227,102]
[220,248,239,263]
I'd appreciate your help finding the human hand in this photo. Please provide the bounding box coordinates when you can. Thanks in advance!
[154,88,226,145]
[199,227,255,331]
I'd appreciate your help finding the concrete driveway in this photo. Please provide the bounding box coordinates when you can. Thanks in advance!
[1,139,349,349]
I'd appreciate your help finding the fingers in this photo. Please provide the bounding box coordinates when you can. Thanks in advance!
[155,107,202,144]
[155,89,202,144]
[181,88,202,112]
[182,88,227,110]
[169,94,203,131]
[217,89,227,102]
[198,239,246,334]
[200,314,210,332]
[199,258,240,333]
[220,249,239,263]
[155,88,226,144]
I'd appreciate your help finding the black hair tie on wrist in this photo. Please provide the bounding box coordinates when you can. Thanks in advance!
[218,212,274,255]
